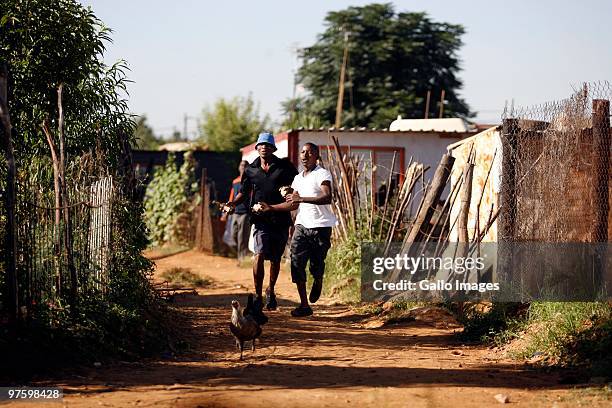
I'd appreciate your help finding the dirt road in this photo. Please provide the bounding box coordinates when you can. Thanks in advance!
[13,250,609,407]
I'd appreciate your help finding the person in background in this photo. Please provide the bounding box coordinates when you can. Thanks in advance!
[286,142,336,317]
[224,132,298,320]
[222,160,251,262]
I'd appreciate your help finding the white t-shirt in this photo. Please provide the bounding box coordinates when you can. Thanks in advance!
[291,165,338,229]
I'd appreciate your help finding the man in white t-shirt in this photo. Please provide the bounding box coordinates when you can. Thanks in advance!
[286,142,337,317]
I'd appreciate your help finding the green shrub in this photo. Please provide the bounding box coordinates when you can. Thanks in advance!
[323,232,361,303]
[144,152,198,247]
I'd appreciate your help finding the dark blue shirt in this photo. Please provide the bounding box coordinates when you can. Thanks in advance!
[240,155,298,227]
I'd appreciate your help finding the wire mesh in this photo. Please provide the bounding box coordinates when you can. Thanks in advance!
[500,81,611,243]
[13,154,116,312]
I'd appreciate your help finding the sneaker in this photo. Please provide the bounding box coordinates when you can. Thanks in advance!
[309,278,323,304]
[291,306,313,317]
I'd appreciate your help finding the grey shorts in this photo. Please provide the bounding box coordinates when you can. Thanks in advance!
[253,223,289,263]
[290,224,332,283]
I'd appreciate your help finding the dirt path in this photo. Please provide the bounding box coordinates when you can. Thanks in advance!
[13,250,609,407]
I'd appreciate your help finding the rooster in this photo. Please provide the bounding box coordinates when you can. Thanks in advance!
[229,294,263,360]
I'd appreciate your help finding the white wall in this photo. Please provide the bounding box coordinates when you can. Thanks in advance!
[297,131,463,184]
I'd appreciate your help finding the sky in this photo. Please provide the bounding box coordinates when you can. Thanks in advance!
[80,0,612,139]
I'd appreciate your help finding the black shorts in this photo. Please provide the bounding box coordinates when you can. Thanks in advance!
[253,223,289,263]
[290,225,332,283]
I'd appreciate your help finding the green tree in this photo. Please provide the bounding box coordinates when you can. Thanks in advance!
[280,97,323,130]
[200,94,270,152]
[134,116,161,150]
[1,1,157,339]
[0,0,134,161]
[292,3,471,129]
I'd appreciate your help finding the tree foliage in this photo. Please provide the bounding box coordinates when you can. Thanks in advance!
[134,116,162,150]
[0,1,165,356]
[280,97,324,130]
[0,0,135,161]
[293,3,471,129]
[199,94,269,152]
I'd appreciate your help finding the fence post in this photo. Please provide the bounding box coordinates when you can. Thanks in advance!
[0,63,19,323]
[56,85,78,309]
[196,168,214,253]
[498,118,519,294]
[592,99,610,292]
[592,99,610,242]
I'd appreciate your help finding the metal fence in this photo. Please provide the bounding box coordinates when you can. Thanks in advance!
[499,82,611,243]
[497,83,611,295]
[12,157,116,317]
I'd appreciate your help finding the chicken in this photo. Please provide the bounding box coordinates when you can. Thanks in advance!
[242,293,268,325]
[229,294,263,360]
[279,186,294,199]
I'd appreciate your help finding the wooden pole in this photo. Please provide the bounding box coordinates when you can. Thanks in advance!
[0,63,19,323]
[498,118,519,285]
[425,90,431,119]
[592,99,609,243]
[42,120,62,295]
[404,153,454,245]
[334,32,349,128]
[57,85,78,306]
[331,135,356,228]
[378,151,397,240]
[458,153,474,256]
[196,168,206,250]
[438,90,446,118]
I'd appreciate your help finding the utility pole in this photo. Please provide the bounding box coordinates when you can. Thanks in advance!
[183,114,198,141]
[424,90,431,119]
[438,89,446,118]
[335,30,349,129]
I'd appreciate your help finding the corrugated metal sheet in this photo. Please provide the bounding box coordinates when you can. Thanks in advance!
[448,127,502,242]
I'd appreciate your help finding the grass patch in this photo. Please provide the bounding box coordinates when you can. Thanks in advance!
[508,302,610,358]
[144,244,190,260]
[323,236,361,303]
[160,267,210,288]
[459,301,612,377]
[458,302,528,343]
[509,302,612,376]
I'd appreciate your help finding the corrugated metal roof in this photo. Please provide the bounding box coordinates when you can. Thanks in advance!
[283,126,476,134]
[389,117,471,132]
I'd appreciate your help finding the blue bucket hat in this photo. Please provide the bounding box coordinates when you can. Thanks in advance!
[255,132,277,151]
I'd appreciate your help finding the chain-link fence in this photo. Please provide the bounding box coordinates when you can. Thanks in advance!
[496,82,611,299]
[499,82,611,243]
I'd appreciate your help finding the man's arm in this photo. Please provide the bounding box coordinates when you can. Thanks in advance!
[224,173,250,212]
[287,181,332,205]
[258,201,298,213]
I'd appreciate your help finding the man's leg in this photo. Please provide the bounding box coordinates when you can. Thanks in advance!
[252,253,265,299]
[236,214,250,260]
[268,261,280,296]
[296,281,309,308]
[290,225,313,316]
[308,227,332,304]
[265,225,290,310]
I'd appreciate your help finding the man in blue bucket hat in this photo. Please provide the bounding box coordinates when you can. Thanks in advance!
[223,132,298,323]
